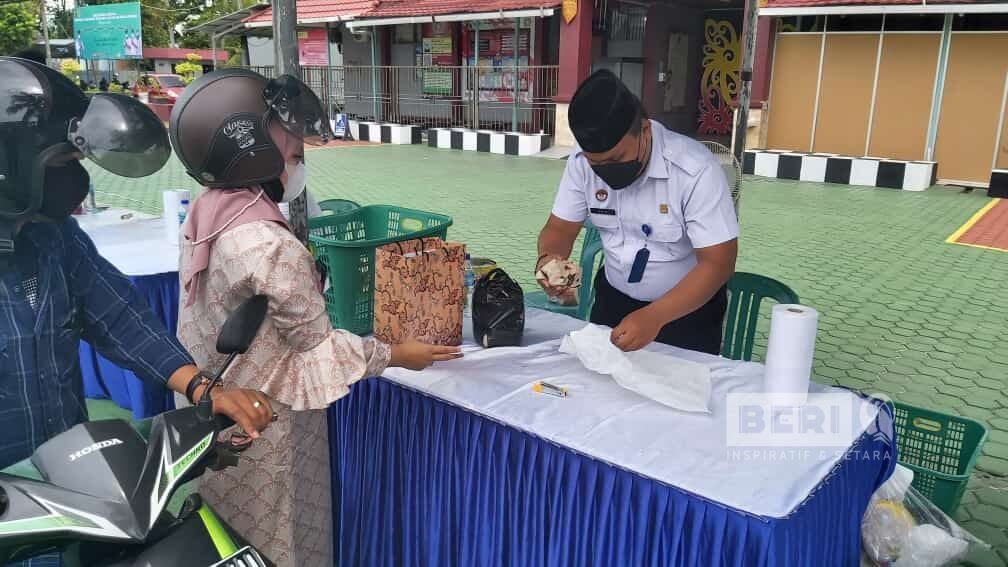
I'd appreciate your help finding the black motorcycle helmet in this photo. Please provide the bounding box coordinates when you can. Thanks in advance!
[0,56,170,253]
[168,68,332,189]
[472,268,526,348]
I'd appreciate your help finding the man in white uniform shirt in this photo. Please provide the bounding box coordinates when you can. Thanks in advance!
[537,70,738,354]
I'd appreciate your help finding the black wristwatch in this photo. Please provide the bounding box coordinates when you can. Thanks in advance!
[185,370,215,404]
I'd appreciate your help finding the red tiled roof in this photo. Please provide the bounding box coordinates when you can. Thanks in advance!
[763,0,996,6]
[246,0,377,24]
[364,0,560,18]
[245,0,558,24]
[142,47,229,61]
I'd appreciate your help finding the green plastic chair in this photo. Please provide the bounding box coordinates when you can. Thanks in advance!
[318,198,361,215]
[721,271,799,361]
[525,223,604,320]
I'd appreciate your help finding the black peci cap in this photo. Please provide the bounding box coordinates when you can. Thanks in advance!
[568,69,641,153]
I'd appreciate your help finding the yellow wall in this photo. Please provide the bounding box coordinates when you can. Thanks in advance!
[813,34,880,156]
[765,34,821,151]
[998,91,1008,170]
[934,34,1008,183]
[867,34,940,161]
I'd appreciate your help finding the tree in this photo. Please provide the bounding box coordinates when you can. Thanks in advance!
[174,52,202,84]
[0,1,37,56]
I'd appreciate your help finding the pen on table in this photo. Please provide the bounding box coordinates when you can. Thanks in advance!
[532,381,568,397]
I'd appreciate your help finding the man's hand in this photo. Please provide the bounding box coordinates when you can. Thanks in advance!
[202,385,275,439]
[535,254,571,298]
[610,307,666,352]
[391,340,463,371]
[536,214,583,297]
[168,365,274,438]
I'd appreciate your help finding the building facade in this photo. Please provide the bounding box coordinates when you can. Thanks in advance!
[753,1,1008,188]
[234,0,748,147]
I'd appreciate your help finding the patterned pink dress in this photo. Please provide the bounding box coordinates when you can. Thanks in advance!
[177,220,390,567]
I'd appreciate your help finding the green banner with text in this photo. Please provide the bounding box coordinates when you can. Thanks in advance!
[74,3,143,60]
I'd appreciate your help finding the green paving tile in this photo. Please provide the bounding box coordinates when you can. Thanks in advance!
[86,149,1008,554]
[976,377,1007,391]
[960,520,1008,548]
[976,485,1008,509]
[942,375,982,390]
[854,361,885,375]
[917,365,950,379]
[935,341,966,354]
[983,443,1008,462]
[929,350,959,363]
[861,354,894,367]
[957,357,994,372]
[979,368,1005,381]
[931,393,967,411]
[963,395,1003,407]
[990,418,1008,432]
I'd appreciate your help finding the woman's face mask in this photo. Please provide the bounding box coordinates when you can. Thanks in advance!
[280,160,306,203]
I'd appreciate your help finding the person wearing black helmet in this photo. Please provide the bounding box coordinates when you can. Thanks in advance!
[0,56,276,477]
[169,68,462,567]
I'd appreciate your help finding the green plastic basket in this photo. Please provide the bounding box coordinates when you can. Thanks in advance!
[890,401,988,516]
[308,205,452,335]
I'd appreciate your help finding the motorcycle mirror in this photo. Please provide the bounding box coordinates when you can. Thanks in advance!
[216,295,268,355]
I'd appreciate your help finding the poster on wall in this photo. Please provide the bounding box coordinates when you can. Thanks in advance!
[73,2,143,60]
[421,22,455,95]
[697,13,742,136]
[298,29,328,66]
[462,24,533,103]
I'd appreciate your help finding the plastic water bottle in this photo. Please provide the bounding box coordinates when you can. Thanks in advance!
[463,253,475,317]
[178,199,189,226]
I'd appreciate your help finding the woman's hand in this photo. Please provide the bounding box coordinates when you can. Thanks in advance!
[391,341,463,370]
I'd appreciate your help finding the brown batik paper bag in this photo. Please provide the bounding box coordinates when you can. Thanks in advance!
[373,237,465,346]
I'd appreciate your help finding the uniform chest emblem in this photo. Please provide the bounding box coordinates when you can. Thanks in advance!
[595,189,609,202]
[659,203,669,214]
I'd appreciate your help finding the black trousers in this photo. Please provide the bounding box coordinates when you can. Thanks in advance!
[590,269,727,355]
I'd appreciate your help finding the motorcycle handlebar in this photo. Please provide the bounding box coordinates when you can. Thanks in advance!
[213,414,235,431]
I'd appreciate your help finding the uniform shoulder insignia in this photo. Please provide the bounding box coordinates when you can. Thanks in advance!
[661,134,708,177]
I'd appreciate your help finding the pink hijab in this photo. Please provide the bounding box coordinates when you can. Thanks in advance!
[181,188,289,306]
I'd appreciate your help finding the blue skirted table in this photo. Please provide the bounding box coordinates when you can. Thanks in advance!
[329,311,895,567]
[76,209,181,419]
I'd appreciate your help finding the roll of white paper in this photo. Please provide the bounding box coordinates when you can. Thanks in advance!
[763,304,819,407]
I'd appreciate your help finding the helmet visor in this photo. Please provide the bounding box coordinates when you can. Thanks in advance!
[0,59,51,126]
[68,93,170,178]
[263,75,333,146]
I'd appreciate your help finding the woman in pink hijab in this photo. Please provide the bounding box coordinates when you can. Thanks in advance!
[168,69,461,566]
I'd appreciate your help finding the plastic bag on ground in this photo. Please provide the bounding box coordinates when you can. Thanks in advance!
[862,464,988,566]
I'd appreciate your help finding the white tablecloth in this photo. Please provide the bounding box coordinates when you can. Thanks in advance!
[75,209,179,277]
[385,309,879,519]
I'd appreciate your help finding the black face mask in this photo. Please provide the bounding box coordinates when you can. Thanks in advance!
[40,160,90,220]
[590,133,650,190]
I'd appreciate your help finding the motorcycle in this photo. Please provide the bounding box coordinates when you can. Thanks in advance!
[0,296,273,566]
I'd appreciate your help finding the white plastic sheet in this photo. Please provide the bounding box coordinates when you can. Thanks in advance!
[559,324,712,413]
